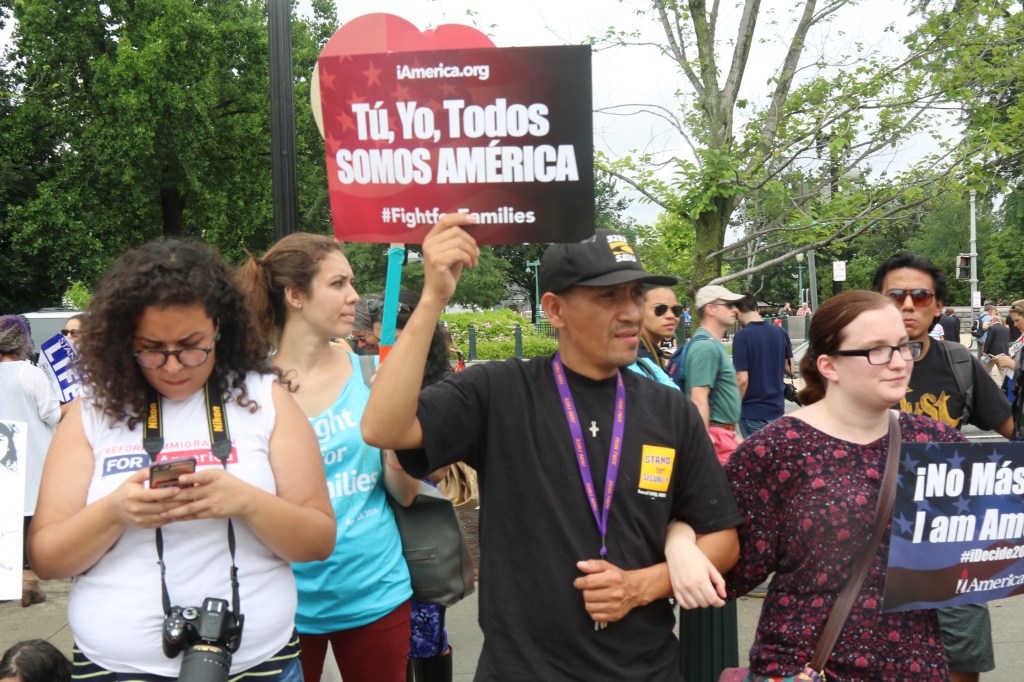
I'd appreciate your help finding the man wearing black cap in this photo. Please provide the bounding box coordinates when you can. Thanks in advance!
[363,214,740,681]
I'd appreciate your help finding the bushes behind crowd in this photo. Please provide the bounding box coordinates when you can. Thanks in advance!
[441,309,558,360]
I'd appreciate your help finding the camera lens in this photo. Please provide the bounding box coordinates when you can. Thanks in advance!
[178,643,232,682]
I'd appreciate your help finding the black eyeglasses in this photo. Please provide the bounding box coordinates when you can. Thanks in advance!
[885,289,935,307]
[61,328,81,338]
[134,345,215,369]
[830,341,923,365]
[652,304,684,317]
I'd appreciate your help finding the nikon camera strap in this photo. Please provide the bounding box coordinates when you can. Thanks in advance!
[142,373,241,622]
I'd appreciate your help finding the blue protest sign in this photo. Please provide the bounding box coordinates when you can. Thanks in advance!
[883,441,1024,612]
[37,333,81,403]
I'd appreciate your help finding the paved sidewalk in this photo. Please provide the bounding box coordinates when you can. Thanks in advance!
[3,579,1023,681]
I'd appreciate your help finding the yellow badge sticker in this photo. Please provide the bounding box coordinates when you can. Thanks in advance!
[639,445,675,497]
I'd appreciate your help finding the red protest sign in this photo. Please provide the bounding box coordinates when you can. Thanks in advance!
[316,23,594,245]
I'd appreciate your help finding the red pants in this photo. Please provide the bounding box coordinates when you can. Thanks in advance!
[299,601,411,682]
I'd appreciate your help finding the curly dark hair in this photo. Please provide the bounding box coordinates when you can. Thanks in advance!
[79,239,275,429]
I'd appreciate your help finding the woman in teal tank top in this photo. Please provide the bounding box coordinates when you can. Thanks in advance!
[240,233,419,682]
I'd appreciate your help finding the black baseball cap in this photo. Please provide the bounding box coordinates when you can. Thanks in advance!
[539,229,677,294]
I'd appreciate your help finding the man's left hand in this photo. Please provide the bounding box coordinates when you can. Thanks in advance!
[573,559,643,624]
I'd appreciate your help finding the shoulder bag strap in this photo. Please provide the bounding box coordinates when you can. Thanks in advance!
[808,410,902,673]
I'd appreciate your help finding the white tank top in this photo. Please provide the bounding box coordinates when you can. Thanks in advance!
[69,372,297,676]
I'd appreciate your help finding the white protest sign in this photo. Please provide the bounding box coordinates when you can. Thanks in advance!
[0,420,27,600]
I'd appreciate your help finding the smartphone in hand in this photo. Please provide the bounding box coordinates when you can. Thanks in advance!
[149,457,197,489]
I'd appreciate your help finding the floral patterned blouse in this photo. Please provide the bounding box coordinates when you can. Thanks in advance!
[724,412,965,681]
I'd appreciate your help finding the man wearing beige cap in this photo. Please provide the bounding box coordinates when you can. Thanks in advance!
[671,285,744,463]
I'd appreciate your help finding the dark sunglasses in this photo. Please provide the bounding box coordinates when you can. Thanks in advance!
[61,328,81,338]
[884,288,935,307]
[652,304,684,317]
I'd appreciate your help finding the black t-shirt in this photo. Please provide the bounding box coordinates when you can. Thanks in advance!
[898,340,1011,431]
[398,355,741,682]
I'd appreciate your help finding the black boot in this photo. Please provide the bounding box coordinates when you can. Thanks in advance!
[419,651,453,682]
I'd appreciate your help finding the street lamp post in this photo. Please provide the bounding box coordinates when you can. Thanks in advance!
[795,252,805,304]
[970,189,979,318]
[526,260,541,326]
[268,0,299,240]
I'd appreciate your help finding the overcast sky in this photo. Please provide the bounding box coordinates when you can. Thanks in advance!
[2,2,931,225]
[318,1,927,224]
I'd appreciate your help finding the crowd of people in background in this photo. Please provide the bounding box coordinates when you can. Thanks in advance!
[4,225,1024,682]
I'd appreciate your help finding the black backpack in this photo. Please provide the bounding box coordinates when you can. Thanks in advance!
[936,340,975,426]
[972,315,987,339]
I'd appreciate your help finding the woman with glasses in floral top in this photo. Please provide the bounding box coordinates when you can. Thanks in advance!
[681,290,965,680]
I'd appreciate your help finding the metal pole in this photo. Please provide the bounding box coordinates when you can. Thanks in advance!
[808,249,819,311]
[269,0,300,240]
[970,189,979,316]
[527,260,541,326]
[797,261,803,304]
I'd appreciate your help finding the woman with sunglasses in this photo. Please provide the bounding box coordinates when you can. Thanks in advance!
[240,233,419,682]
[638,286,682,370]
[62,314,85,347]
[28,240,334,681]
[681,291,966,680]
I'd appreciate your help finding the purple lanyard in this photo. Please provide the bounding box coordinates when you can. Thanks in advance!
[552,352,626,558]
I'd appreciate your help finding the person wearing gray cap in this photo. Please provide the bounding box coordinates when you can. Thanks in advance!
[362,213,740,682]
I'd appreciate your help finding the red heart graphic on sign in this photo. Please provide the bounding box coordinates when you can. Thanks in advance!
[312,13,495,136]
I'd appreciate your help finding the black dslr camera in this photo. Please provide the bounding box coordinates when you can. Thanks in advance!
[162,597,244,682]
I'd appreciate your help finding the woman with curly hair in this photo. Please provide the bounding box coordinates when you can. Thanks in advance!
[29,239,334,681]
[239,233,419,682]
[0,315,60,607]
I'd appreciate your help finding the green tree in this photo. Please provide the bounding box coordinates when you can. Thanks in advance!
[908,0,1024,184]
[0,0,337,310]
[992,186,1024,295]
[598,1,1007,292]
[492,170,637,319]
[404,248,510,309]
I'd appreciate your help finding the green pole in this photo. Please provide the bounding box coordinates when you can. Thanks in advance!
[527,260,541,327]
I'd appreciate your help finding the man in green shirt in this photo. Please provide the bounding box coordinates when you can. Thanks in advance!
[685,285,744,463]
